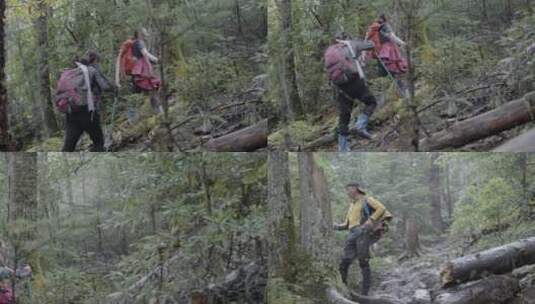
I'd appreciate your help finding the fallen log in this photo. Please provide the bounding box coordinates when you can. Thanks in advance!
[350,291,404,304]
[420,91,535,151]
[205,119,267,152]
[440,237,535,287]
[433,275,519,304]
[493,127,535,152]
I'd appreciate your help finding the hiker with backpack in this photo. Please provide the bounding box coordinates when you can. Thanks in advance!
[333,183,392,295]
[364,14,408,94]
[324,32,379,152]
[115,28,162,113]
[55,51,116,152]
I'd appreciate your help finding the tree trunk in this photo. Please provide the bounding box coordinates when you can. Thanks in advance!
[267,152,296,281]
[428,153,444,232]
[440,237,535,287]
[235,0,243,36]
[492,127,535,152]
[443,162,453,221]
[275,0,304,119]
[420,92,535,151]
[62,153,75,211]
[205,119,267,152]
[297,152,335,262]
[404,216,420,258]
[200,155,213,216]
[7,153,42,300]
[433,275,519,304]
[35,1,59,137]
[0,0,9,150]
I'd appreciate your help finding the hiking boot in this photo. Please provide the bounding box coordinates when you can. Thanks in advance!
[338,134,350,152]
[355,114,372,140]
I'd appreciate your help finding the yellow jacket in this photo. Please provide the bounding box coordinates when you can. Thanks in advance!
[342,196,391,229]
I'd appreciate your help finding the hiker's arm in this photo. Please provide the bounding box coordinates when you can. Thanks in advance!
[333,216,349,231]
[95,69,115,93]
[142,48,159,63]
[367,197,386,222]
[388,32,406,46]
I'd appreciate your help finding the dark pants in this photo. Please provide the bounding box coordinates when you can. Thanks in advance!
[337,77,377,136]
[339,227,372,295]
[62,110,104,152]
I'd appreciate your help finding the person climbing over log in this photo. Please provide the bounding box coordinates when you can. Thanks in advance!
[333,183,393,295]
[364,14,408,95]
[55,51,116,152]
[115,28,162,113]
[324,32,379,152]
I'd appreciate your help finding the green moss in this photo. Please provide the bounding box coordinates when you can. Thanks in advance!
[26,136,63,152]
[267,278,312,304]
[269,120,320,147]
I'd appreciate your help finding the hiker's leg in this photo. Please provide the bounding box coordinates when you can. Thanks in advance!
[354,79,377,117]
[353,79,377,139]
[337,86,355,152]
[86,112,105,152]
[358,258,372,295]
[62,114,84,152]
[339,228,359,285]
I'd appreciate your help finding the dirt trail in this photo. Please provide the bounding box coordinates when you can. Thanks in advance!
[370,239,449,304]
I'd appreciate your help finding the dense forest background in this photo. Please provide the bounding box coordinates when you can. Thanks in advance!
[268,0,535,152]
[2,0,268,152]
[0,152,267,303]
[268,152,535,303]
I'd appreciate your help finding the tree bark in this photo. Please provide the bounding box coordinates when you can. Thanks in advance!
[440,237,535,287]
[492,128,535,152]
[297,152,335,262]
[433,275,519,304]
[35,1,59,137]
[405,217,420,258]
[420,92,535,151]
[275,0,304,119]
[428,153,444,232]
[205,119,267,152]
[267,151,297,281]
[7,153,42,301]
[0,0,9,150]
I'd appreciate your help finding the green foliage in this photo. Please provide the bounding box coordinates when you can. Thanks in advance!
[451,177,520,236]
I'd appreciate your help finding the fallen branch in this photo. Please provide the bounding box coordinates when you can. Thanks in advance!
[420,91,535,151]
[440,237,535,287]
[205,119,267,152]
[493,127,535,152]
[433,275,519,304]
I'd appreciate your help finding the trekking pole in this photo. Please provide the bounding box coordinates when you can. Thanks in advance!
[105,90,119,152]
[374,50,405,97]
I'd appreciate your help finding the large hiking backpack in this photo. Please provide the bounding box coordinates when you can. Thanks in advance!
[119,39,136,76]
[324,42,359,85]
[54,64,96,113]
